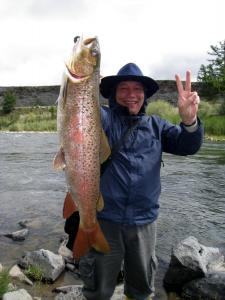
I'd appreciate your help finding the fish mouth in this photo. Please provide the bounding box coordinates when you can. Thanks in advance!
[66,66,91,82]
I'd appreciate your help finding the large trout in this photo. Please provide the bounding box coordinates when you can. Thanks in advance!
[53,36,111,259]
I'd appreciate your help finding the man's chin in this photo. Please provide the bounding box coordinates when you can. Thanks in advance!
[128,108,138,115]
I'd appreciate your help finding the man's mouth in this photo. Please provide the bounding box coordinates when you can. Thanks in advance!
[125,101,138,105]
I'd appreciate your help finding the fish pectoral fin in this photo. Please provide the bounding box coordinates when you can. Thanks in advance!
[72,221,110,260]
[53,147,66,170]
[100,129,111,164]
[96,193,104,211]
[63,192,78,219]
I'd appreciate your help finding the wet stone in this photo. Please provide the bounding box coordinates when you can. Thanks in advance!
[4,229,29,241]
[9,265,33,286]
[164,236,225,300]
[2,288,33,300]
[182,272,225,300]
[19,249,65,282]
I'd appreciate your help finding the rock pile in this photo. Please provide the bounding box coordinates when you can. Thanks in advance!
[164,236,225,299]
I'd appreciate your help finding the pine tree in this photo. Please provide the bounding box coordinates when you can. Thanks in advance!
[197,40,225,98]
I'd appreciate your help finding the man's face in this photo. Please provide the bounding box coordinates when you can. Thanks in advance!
[115,81,145,115]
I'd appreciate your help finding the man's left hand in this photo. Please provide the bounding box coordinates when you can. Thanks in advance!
[175,70,200,125]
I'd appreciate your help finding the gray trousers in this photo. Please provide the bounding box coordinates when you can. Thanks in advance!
[80,219,158,300]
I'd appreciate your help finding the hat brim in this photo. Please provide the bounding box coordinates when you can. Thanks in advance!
[100,75,159,98]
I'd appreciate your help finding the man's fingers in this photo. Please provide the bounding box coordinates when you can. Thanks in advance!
[175,74,184,95]
[185,70,191,92]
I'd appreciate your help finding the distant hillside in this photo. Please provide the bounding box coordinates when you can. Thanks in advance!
[0,81,202,107]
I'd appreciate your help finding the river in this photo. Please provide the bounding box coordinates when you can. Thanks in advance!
[0,132,225,299]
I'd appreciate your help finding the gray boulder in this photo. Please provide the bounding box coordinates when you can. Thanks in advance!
[164,236,224,288]
[182,272,225,300]
[3,289,32,300]
[54,285,84,300]
[9,265,33,286]
[4,229,29,241]
[19,249,65,282]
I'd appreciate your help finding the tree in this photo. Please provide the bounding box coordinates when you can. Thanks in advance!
[2,91,17,114]
[197,40,225,98]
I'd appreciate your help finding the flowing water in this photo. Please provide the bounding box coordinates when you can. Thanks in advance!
[0,132,225,299]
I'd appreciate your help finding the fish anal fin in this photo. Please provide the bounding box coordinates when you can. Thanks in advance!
[63,192,78,219]
[73,221,110,260]
[100,129,111,164]
[96,193,104,212]
[53,147,66,170]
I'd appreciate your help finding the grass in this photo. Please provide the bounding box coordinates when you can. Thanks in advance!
[0,101,225,140]
[146,100,180,124]
[0,106,57,131]
[24,264,43,282]
[146,100,225,140]
[0,269,10,297]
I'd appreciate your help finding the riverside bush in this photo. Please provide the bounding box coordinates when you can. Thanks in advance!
[198,100,221,118]
[204,115,225,136]
[146,100,179,124]
[0,106,57,131]
[2,91,16,114]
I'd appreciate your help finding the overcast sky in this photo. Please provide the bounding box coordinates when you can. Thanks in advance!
[0,0,224,86]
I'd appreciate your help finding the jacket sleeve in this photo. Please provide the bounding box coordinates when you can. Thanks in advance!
[100,106,111,133]
[161,117,204,155]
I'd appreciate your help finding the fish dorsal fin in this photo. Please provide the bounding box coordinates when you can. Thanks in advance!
[100,129,111,164]
[53,147,66,170]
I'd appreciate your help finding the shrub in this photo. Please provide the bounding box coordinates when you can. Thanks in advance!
[198,101,218,118]
[2,91,16,114]
[204,115,225,136]
[146,100,180,123]
[218,100,225,115]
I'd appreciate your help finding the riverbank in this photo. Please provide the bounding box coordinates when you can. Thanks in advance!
[0,105,225,140]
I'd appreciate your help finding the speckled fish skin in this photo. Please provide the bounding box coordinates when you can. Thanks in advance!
[54,36,110,259]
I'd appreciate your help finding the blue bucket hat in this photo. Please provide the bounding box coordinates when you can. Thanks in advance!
[100,63,159,98]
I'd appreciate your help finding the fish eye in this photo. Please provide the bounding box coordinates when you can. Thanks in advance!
[91,49,98,57]
[74,36,80,43]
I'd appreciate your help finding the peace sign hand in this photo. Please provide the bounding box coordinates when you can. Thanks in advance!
[175,70,200,125]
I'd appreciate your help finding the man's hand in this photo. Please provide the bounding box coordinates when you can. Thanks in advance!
[175,70,200,125]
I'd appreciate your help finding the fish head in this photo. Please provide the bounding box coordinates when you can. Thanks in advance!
[65,35,100,82]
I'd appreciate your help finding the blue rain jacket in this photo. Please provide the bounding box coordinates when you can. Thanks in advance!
[98,100,204,225]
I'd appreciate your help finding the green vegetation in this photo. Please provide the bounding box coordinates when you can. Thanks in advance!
[197,39,225,98]
[0,106,57,131]
[24,264,43,282]
[146,100,225,140]
[0,269,10,297]
[146,100,180,124]
[2,91,17,114]
[0,101,225,140]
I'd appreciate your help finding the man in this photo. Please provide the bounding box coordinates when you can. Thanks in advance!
[78,62,204,300]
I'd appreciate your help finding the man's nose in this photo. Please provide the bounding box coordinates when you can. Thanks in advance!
[127,88,136,97]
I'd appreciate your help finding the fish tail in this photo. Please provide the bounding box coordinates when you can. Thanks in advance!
[72,221,110,259]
